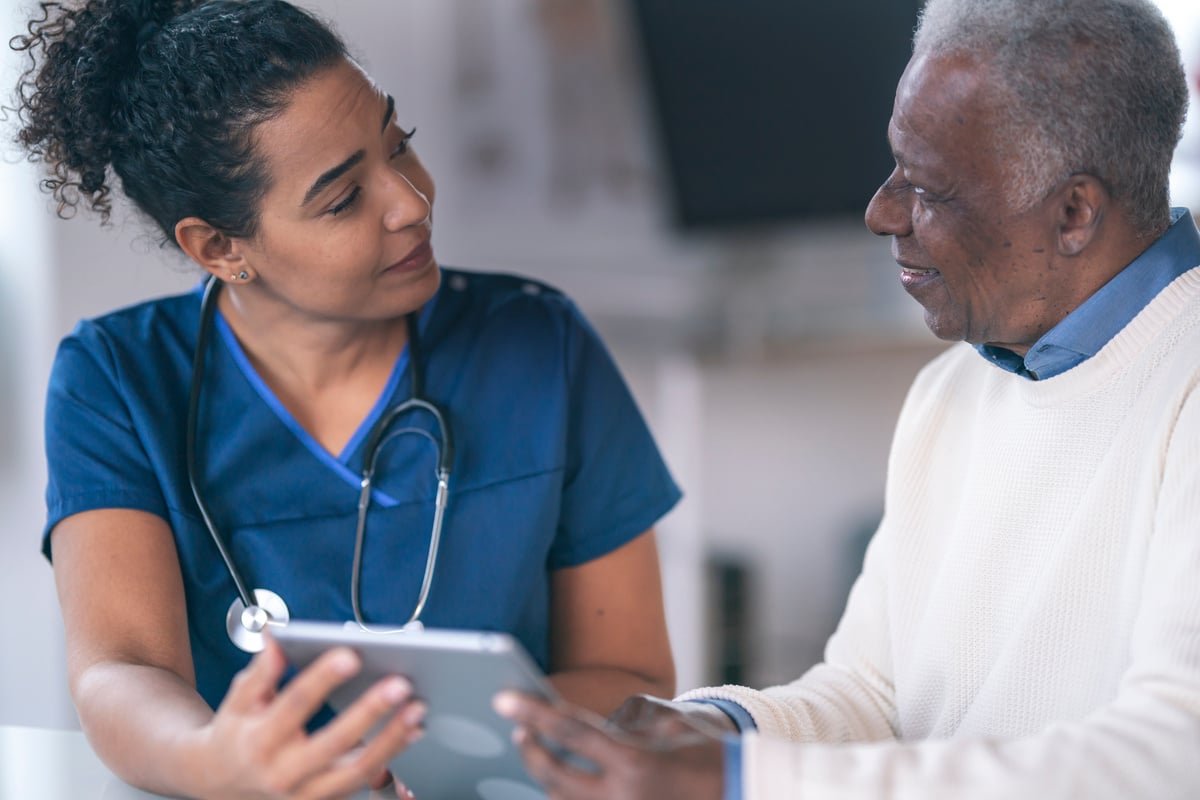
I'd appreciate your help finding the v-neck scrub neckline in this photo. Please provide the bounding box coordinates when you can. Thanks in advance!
[211,291,440,506]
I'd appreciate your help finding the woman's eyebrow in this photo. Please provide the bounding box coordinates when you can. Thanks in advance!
[381,94,394,132]
[299,95,396,208]
[301,150,365,207]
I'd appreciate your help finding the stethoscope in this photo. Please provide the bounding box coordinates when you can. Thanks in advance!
[186,276,454,653]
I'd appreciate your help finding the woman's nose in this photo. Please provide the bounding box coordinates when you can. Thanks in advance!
[382,172,431,232]
[864,167,912,238]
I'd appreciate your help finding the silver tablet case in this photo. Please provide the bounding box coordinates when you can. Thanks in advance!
[273,621,554,800]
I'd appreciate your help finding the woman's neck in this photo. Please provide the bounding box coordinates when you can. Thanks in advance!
[216,285,412,455]
[218,284,411,392]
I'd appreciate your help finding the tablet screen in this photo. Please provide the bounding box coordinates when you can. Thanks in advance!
[273,621,555,800]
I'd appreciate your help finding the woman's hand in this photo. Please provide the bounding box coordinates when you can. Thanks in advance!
[493,691,725,800]
[195,637,426,799]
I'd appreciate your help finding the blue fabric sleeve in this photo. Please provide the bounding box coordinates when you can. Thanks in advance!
[688,698,759,732]
[547,299,681,568]
[722,734,744,800]
[42,330,168,559]
[690,698,751,797]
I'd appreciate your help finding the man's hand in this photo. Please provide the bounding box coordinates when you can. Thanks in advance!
[494,692,725,800]
[607,693,739,738]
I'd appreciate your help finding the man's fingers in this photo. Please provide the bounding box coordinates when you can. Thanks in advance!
[608,695,734,741]
[495,692,617,768]
[606,694,685,736]
[511,724,605,799]
[607,694,658,729]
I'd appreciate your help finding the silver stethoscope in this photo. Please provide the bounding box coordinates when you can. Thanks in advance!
[186,276,455,653]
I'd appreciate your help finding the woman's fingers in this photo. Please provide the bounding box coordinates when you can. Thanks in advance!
[264,643,364,736]
[280,675,417,783]
[208,640,430,798]
[296,698,427,800]
[221,636,289,714]
[392,777,416,799]
[369,766,394,791]
[349,700,426,783]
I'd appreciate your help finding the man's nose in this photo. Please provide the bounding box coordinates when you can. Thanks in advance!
[864,167,912,238]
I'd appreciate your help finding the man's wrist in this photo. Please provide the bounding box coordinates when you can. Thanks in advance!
[686,700,748,734]
[685,698,755,733]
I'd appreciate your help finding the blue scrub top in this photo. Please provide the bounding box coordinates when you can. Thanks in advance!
[43,267,681,712]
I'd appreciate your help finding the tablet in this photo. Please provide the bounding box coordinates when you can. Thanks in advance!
[273,620,554,800]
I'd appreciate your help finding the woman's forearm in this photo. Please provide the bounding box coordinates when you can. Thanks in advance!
[73,660,216,797]
[549,665,676,717]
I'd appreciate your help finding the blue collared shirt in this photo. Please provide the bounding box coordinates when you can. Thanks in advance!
[978,208,1200,379]
[686,699,755,798]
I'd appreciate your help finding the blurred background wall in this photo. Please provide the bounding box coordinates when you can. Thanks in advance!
[1,0,1198,729]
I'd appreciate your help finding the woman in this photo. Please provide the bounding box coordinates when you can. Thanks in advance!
[11,1,679,797]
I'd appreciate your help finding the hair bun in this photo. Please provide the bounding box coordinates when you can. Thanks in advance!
[10,0,194,220]
[12,0,348,241]
[136,20,161,48]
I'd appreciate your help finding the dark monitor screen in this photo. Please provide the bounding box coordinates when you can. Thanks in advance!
[627,0,923,231]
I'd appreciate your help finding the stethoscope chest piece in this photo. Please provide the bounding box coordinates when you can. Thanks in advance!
[225,588,290,653]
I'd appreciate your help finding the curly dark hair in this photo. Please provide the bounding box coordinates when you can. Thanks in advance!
[9,0,347,243]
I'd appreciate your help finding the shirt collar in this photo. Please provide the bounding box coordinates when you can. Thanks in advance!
[977,207,1200,379]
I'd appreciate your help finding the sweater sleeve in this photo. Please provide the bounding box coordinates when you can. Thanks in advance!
[686,384,1200,799]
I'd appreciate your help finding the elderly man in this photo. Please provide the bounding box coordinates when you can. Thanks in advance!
[495,0,1200,798]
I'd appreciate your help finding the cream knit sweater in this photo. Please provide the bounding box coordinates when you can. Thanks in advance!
[680,267,1200,799]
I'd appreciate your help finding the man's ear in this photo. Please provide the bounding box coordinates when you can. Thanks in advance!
[174,217,252,282]
[1055,174,1108,257]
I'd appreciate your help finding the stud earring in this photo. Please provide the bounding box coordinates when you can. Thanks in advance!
[229,270,249,281]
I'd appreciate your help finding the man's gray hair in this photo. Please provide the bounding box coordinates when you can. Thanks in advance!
[913,0,1188,236]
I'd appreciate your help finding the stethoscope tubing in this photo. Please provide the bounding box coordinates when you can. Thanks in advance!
[187,277,258,612]
[187,275,454,650]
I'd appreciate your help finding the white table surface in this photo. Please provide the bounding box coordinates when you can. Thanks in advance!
[0,725,391,799]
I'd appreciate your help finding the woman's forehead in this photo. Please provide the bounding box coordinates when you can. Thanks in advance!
[252,61,387,193]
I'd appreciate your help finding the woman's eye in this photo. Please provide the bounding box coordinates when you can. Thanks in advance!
[391,127,416,159]
[328,187,361,216]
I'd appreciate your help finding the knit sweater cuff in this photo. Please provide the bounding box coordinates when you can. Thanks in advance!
[676,685,800,740]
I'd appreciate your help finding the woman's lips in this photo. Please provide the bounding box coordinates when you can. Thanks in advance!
[385,240,434,274]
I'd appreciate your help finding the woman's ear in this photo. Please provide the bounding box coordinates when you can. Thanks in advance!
[1055,174,1108,257]
[174,217,253,282]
